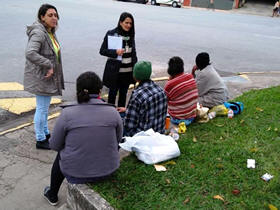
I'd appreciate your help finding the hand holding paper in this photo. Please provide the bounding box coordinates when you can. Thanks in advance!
[116,49,125,56]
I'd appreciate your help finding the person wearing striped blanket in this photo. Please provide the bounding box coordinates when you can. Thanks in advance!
[164,56,199,125]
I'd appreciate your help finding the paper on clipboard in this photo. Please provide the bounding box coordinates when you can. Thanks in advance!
[108,36,122,61]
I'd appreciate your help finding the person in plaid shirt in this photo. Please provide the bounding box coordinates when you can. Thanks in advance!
[119,61,167,136]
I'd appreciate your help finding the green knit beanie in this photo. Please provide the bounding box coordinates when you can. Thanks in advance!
[133,61,152,81]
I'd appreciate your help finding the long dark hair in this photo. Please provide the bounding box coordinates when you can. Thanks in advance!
[167,56,184,77]
[117,12,135,38]
[76,72,103,103]
[38,4,59,20]
[37,4,59,32]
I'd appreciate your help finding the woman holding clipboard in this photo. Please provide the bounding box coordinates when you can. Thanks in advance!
[100,12,137,107]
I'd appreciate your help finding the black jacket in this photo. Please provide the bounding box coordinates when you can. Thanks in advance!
[99,28,137,89]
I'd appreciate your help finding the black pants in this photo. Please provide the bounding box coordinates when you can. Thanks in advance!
[108,86,129,107]
[48,154,114,198]
[49,153,65,198]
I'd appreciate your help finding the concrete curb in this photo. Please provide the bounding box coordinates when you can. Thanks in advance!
[67,184,114,210]
[65,149,130,210]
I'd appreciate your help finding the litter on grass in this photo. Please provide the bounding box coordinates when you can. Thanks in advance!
[178,122,186,134]
[169,132,179,141]
[209,104,228,116]
[168,126,180,141]
[256,107,263,112]
[196,104,209,123]
[268,204,278,210]
[247,159,255,168]
[192,136,197,142]
[232,189,240,195]
[213,195,225,202]
[162,160,176,165]
[196,104,209,119]
[183,197,190,204]
[154,164,167,171]
[261,173,274,182]
[250,148,258,153]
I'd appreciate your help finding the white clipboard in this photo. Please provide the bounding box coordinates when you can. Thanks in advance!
[108,36,122,61]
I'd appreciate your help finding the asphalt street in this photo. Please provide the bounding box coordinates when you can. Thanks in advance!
[0,0,280,101]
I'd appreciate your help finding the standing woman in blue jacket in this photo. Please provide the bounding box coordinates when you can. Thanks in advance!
[100,12,137,107]
[24,4,64,150]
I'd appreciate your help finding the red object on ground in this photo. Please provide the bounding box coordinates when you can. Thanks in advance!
[235,0,239,9]
[183,0,190,6]
[232,189,240,195]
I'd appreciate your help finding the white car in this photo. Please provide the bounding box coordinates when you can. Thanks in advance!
[150,0,183,8]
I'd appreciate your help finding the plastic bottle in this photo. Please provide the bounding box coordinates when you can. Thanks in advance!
[170,132,179,141]
[165,117,170,130]
[169,127,179,141]
[208,111,216,120]
[228,109,234,118]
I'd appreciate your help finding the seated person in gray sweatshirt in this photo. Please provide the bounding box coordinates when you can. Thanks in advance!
[192,52,229,108]
[43,71,123,206]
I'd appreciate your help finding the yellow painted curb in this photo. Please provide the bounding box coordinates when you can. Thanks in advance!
[152,76,169,81]
[0,82,24,91]
[239,74,250,80]
[0,112,61,136]
[0,122,33,136]
[128,77,169,90]
[48,112,60,120]
[0,97,61,115]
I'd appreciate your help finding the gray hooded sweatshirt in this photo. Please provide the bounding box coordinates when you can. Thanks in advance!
[24,21,64,96]
[195,64,229,108]
[49,98,123,178]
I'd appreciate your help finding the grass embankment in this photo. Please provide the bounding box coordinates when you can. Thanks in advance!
[91,86,280,209]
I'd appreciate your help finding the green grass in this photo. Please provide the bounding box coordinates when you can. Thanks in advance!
[91,86,280,210]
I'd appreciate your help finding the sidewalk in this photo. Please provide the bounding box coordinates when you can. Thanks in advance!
[181,1,274,17]
[0,71,280,209]
[232,1,274,17]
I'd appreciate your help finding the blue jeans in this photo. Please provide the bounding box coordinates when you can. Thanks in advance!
[170,117,195,126]
[34,95,51,141]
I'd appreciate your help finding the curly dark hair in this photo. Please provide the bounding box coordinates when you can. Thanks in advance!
[167,56,184,77]
[195,52,210,70]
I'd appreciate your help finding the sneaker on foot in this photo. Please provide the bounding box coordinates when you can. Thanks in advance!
[44,186,58,206]
[36,140,50,150]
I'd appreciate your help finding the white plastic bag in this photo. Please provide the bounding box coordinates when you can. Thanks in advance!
[119,129,180,164]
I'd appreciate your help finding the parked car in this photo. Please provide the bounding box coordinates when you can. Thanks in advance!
[150,0,182,8]
[117,0,148,4]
